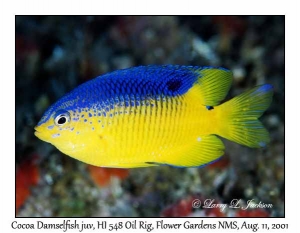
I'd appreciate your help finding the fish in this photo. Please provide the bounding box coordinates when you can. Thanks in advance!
[34,65,273,168]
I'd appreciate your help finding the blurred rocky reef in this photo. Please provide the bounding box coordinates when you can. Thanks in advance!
[16,16,284,217]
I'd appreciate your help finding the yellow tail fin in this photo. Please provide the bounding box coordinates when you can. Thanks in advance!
[216,84,273,148]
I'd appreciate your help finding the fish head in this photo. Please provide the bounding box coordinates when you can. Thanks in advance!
[34,96,90,154]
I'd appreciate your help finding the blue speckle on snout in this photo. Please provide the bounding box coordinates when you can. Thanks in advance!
[47,125,54,130]
[52,133,60,138]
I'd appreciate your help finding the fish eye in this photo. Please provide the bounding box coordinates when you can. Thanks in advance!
[54,112,70,126]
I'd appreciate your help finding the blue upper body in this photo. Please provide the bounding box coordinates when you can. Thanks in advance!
[37,65,229,126]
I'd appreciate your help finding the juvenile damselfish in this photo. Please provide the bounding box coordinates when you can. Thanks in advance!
[35,65,273,168]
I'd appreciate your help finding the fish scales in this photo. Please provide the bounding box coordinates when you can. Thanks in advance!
[35,65,273,168]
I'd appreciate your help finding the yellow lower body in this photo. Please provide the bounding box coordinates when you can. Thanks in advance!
[64,87,222,168]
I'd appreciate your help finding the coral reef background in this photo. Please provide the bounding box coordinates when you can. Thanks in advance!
[16,16,284,217]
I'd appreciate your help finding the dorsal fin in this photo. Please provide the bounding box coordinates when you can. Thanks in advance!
[191,67,233,106]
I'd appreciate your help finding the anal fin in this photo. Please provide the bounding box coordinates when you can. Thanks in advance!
[155,135,225,168]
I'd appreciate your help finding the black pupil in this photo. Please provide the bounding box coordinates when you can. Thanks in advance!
[58,116,67,124]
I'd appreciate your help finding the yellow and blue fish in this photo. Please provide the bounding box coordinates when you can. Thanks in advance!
[35,65,273,168]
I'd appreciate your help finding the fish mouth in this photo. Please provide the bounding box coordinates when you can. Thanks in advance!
[34,130,40,137]
[34,127,42,138]
[34,125,54,143]
[34,126,46,140]
[34,126,40,133]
